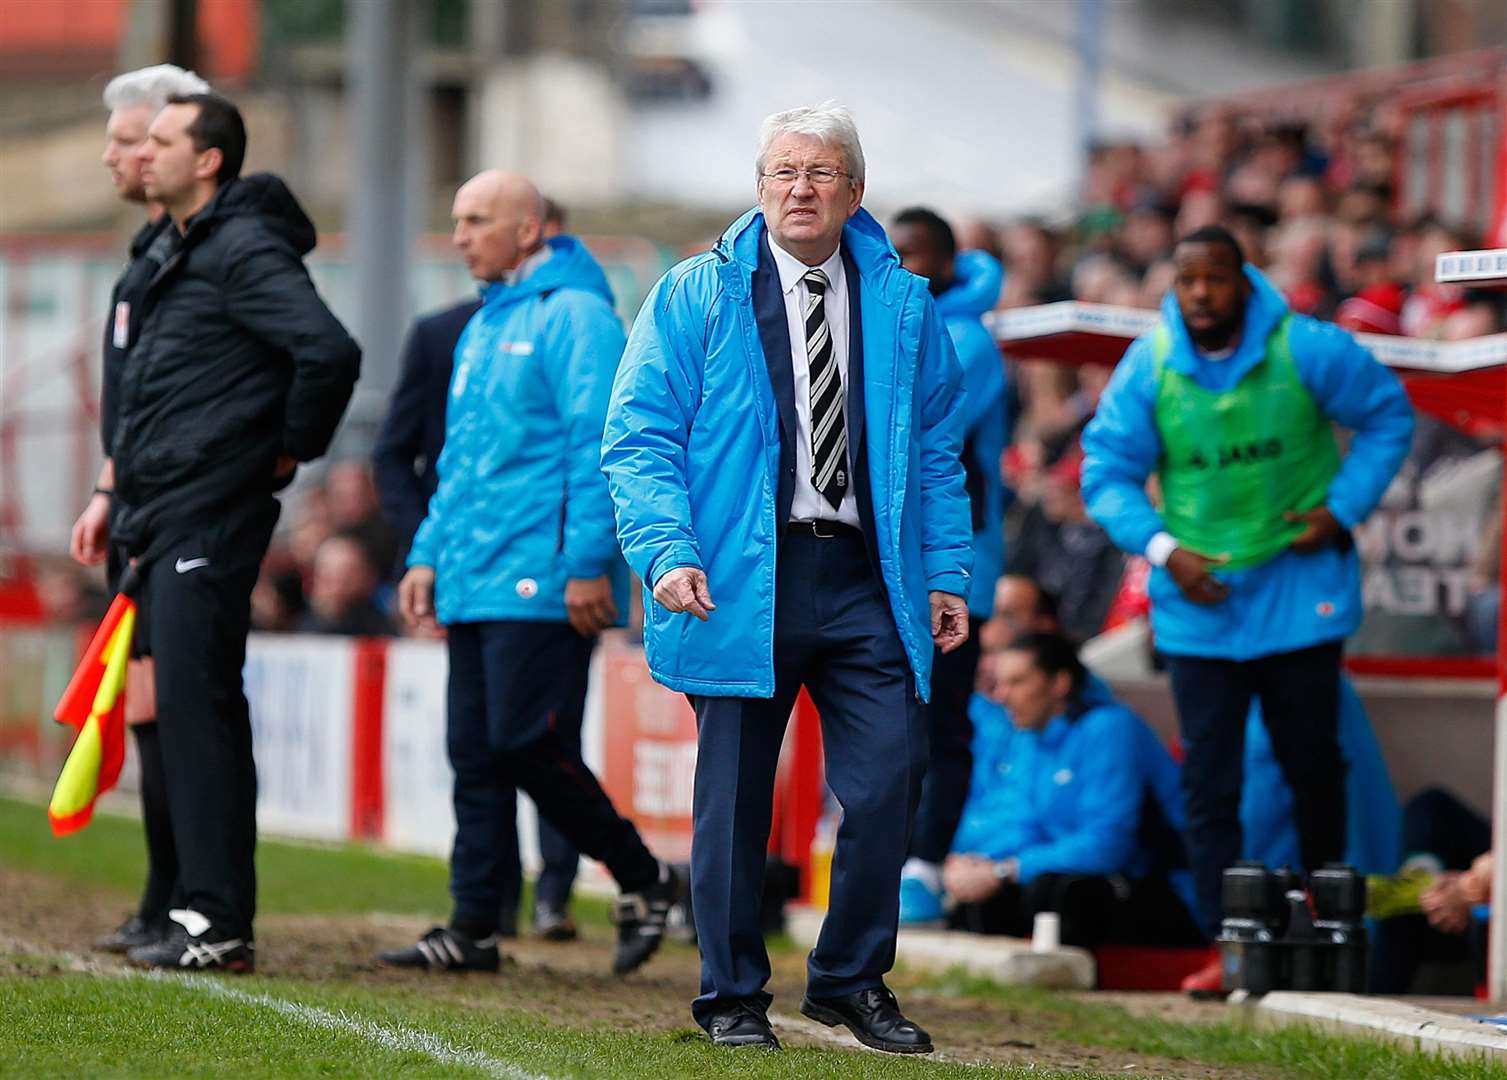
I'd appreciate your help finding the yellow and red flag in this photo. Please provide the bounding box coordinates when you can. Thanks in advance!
[48,593,137,836]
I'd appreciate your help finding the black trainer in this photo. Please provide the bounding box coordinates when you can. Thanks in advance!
[377,926,500,972]
[706,1000,781,1050]
[534,904,578,942]
[800,985,934,1054]
[126,910,254,974]
[612,862,684,975]
[95,914,166,954]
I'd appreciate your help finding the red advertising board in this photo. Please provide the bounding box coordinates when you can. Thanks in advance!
[598,638,699,864]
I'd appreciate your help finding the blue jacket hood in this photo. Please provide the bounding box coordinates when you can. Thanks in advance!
[481,235,615,308]
[935,250,1004,320]
[1158,264,1289,386]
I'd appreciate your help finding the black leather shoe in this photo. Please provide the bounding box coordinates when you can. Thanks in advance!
[800,986,933,1054]
[705,1001,780,1050]
[94,914,166,954]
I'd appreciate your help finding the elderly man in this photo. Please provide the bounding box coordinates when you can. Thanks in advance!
[381,171,681,977]
[603,103,972,1053]
[70,65,212,955]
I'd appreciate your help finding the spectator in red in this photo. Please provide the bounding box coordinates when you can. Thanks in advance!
[1336,231,1405,337]
[1400,219,1470,337]
[1267,216,1330,315]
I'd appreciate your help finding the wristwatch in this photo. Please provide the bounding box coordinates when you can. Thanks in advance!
[992,857,1019,883]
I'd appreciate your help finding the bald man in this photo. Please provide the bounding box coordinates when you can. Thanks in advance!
[380,172,681,977]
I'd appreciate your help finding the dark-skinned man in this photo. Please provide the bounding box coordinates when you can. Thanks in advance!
[1081,225,1413,994]
[889,208,1007,925]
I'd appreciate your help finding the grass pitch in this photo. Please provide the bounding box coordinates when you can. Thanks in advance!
[1,793,1503,1079]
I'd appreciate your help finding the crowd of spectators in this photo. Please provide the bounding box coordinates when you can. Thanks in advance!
[249,461,400,637]
[211,106,1504,651]
[969,106,1505,651]
[28,106,1502,653]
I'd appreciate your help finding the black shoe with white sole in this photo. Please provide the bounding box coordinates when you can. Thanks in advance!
[800,986,933,1054]
[378,926,501,972]
[126,910,254,973]
[612,862,684,975]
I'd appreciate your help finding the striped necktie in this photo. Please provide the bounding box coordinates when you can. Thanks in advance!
[802,268,848,511]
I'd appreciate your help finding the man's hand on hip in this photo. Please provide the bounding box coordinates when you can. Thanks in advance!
[653,566,716,621]
[565,575,618,636]
[69,492,111,566]
[1167,547,1230,605]
[929,591,969,653]
[1284,505,1342,554]
[398,565,438,632]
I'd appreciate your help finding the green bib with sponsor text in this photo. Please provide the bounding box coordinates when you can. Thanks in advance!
[1152,316,1339,570]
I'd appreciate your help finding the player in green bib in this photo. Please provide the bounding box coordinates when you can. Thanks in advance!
[1082,226,1414,995]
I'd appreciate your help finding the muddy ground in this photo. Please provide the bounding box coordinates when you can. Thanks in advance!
[0,867,1267,1078]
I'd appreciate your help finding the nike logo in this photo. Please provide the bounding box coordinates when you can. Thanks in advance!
[174,557,210,574]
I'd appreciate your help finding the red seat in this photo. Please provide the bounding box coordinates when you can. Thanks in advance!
[1093,944,1217,991]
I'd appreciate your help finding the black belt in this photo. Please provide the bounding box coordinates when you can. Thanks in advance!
[786,519,862,540]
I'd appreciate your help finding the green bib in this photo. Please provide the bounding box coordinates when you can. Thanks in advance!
[1152,316,1340,571]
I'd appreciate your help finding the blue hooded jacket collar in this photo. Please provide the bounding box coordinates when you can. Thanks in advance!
[715,206,908,307]
[1157,264,1289,384]
[935,250,1004,319]
[477,235,615,309]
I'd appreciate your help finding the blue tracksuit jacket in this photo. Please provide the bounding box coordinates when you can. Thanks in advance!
[1080,267,1414,659]
[935,250,1008,617]
[951,685,1178,885]
[408,237,629,624]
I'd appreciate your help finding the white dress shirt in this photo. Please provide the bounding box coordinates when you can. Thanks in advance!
[768,237,861,528]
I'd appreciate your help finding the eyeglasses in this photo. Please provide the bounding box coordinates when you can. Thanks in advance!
[760,167,851,187]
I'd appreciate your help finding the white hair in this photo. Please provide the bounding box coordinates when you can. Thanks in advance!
[756,101,865,185]
[102,64,210,113]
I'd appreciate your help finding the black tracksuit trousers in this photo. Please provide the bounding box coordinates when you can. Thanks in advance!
[134,495,279,940]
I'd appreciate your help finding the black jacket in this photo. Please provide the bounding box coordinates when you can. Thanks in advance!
[100,214,175,454]
[110,173,360,550]
[370,298,478,557]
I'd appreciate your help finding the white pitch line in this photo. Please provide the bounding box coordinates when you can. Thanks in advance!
[0,934,540,1078]
[128,969,548,1080]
